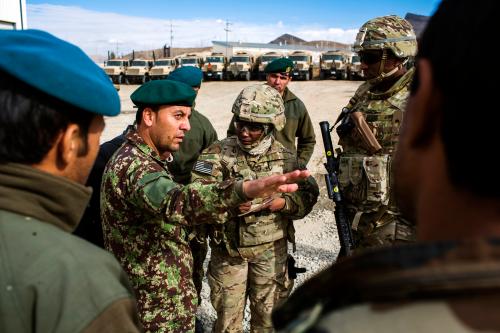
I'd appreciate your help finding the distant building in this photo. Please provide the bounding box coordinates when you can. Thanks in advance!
[212,40,349,63]
[0,0,27,30]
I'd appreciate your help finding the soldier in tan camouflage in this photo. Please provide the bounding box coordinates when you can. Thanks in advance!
[192,84,319,332]
[335,15,417,250]
[100,79,311,333]
[273,1,500,331]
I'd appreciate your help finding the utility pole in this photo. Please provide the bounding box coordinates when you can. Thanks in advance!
[224,20,232,58]
[170,20,174,57]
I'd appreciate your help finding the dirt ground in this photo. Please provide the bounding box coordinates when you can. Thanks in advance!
[102,80,363,174]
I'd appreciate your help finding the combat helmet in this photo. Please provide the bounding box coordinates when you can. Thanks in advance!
[232,84,285,131]
[354,15,417,83]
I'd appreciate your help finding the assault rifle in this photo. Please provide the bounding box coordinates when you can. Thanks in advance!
[319,121,355,257]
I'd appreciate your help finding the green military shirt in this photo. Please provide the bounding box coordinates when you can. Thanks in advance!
[228,87,316,167]
[170,109,218,185]
[101,128,247,332]
[0,163,140,333]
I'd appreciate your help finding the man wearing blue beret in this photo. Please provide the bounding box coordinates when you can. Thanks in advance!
[0,30,141,332]
[227,57,316,168]
[100,79,311,332]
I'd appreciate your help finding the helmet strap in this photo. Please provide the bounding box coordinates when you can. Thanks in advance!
[367,50,407,86]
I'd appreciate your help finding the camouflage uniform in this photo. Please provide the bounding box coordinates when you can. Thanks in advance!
[193,85,319,332]
[227,87,316,167]
[101,128,247,333]
[337,16,417,249]
[273,239,500,333]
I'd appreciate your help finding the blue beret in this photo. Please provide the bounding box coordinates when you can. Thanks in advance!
[0,29,120,117]
[167,66,203,87]
[131,80,196,107]
[265,58,294,74]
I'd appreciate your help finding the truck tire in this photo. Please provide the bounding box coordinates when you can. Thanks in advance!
[319,71,325,80]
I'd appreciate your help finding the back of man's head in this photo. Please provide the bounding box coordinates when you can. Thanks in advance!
[415,0,499,197]
[0,30,120,165]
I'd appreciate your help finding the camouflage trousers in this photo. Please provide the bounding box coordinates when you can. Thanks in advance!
[208,238,290,333]
[349,205,416,251]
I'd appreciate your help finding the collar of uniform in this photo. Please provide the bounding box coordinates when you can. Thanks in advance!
[0,163,92,232]
[125,127,171,166]
[282,87,297,103]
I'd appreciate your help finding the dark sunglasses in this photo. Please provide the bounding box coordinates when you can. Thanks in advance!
[359,52,382,65]
[234,121,265,133]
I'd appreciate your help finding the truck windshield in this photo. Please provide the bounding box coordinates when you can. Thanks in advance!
[205,57,224,63]
[288,56,309,62]
[351,56,360,63]
[181,58,197,64]
[131,61,147,66]
[323,55,343,61]
[231,57,250,63]
[155,60,174,66]
[107,61,125,66]
[261,56,279,62]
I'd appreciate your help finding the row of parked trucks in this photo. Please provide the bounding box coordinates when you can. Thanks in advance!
[103,50,363,84]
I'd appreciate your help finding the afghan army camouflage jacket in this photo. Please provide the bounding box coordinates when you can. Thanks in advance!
[227,87,316,167]
[100,128,247,332]
[192,136,318,255]
[338,68,414,209]
[273,238,500,333]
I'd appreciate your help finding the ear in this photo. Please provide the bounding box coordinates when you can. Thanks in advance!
[142,107,155,127]
[58,123,81,166]
[404,59,441,148]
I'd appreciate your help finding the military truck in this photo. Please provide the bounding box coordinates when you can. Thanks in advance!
[227,51,255,81]
[288,51,313,81]
[150,58,177,80]
[178,53,203,68]
[348,54,364,80]
[103,59,130,84]
[125,59,153,84]
[320,50,349,80]
[256,52,283,80]
[202,52,227,80]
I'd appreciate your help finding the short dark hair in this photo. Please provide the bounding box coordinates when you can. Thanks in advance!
[135,105,159,125]
[0,70,94,164]
[415,0,499,197]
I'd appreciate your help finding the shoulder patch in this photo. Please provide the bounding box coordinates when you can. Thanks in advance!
[204,143,222,154]
[193,160,214,175]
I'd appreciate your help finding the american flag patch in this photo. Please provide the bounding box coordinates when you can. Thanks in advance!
[193,160,214,175]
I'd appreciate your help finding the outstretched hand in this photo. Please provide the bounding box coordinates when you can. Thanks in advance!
[242,169,310,199]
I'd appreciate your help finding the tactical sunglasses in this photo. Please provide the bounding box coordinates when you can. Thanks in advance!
[359,52,382,65]
[234,121,265,133]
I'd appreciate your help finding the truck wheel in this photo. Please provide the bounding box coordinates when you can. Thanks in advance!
[319,71,325,80]
[117,74,124,84]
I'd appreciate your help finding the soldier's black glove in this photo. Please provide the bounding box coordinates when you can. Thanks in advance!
[287,255,307,280]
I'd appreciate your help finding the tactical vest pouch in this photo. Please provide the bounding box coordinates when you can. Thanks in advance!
[363,155,389,204]
[338,155,390,205]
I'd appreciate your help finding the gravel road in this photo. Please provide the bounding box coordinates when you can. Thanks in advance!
[102,80,362,331]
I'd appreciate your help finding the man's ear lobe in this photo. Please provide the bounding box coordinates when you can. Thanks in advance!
[142,107,155,127]
[405,59,441,148]
[58,124,80,165]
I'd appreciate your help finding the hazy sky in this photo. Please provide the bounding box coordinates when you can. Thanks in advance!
[26,0,441,56]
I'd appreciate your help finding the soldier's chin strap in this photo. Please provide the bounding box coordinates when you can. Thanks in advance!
[367,49,408,86]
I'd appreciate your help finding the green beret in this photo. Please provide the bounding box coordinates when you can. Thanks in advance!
[167,66,203,87]
[265,58,294,74]
[130,80,196,107]
[0,29,120,116]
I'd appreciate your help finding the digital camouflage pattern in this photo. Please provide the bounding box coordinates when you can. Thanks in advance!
[338,68,416,249]
[192,136,319,332]
[101,128,247,333]
[231,84,286,131]
[227,87,316,167]
[354,15,417,58]
[273,239,500,333]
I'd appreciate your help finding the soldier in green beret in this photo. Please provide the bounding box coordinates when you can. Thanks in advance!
[227,57,316,168]
[0,30,141,332]
[100,79,311,333]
